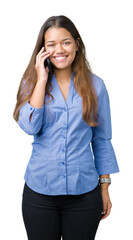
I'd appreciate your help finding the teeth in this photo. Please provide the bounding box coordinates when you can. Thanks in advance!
[55,56,67,60]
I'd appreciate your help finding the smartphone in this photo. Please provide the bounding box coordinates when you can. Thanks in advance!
[44,48,52,74]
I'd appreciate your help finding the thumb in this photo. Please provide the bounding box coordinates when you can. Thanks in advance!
[102,202,108,215]
[46,66,49,73]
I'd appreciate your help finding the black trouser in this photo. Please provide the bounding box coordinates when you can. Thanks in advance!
[22,182,103,240]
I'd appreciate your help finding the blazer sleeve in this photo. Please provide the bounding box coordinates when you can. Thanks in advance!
[18,100,44,135]
[91,81,119,175]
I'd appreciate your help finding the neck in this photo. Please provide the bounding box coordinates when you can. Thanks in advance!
[54,67,72,83]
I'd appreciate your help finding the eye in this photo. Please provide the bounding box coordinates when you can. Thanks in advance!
[63,42,71,45]
[48,44,55,47]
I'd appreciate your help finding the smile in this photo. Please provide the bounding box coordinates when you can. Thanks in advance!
[53,55,68,62]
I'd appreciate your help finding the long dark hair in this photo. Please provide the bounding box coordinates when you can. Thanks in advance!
[13,15,98,127]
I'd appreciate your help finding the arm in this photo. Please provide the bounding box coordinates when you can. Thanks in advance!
[29,80,47,121]
[91,80,119,219]
[18,81,46,135]
[99,174,112,220]
[18,47,50,135]
[91,81,119,175]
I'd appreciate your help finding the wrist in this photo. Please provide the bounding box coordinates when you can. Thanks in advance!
[36,78,47,85]
[100,183,110,190]
[99,176,111,191]
[99,175,111,185]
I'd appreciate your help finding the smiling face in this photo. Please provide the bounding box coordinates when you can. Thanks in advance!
[44,27,79,71]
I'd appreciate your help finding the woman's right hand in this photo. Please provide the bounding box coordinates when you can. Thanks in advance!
[35,47,50,83]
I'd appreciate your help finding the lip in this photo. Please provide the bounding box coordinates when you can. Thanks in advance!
[53,55,68,57]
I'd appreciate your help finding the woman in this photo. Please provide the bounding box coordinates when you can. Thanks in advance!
[13,15,119,240]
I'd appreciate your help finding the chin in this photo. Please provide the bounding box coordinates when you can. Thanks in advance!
[54,65,72,71]
[52,62,73,71]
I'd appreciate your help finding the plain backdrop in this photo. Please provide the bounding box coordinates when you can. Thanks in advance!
[0,0,133,239]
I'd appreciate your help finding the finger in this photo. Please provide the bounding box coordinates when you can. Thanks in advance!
[37,51,50,61]
[40,51,50,58]
[45,66,49,73]
[37,48,49,60]
[101,214,107,220]
[101,203,108,220]
[102,202,107,215]
[101,210,110,220]
[106,202,112,216]
[41,54,50,65]
[36,52,50,66]
[39,46,45,54]
[36,48,44,60]
[101,203,112,220]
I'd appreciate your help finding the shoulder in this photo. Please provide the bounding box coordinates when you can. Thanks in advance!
[91,73,106,97]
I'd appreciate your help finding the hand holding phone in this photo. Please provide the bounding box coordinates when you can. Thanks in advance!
[44,48,53,74]
[35,47,52,83]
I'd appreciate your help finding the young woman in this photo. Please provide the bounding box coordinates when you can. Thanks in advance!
[13,15,119,240]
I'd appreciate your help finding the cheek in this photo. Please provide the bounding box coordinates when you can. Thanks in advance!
[68,45,75,54]
[49,50,55,56]
[70,50,77,62]
[69,46,77,57]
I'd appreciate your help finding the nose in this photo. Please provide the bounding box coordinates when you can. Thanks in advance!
[56,44,65,53]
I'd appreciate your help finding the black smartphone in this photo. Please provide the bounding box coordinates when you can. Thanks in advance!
[44,48,52,74]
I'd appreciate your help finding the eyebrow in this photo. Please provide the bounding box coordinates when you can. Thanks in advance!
[46,38,72,43]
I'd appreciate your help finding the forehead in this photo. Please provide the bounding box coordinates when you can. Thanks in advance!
[45,27,73,42]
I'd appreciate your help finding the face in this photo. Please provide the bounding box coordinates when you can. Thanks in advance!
[44,27,79,71]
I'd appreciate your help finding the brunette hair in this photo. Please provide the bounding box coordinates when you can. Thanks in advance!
[13,15,98,127]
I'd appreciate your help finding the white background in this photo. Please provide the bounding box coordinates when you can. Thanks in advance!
[0,0,133,239]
